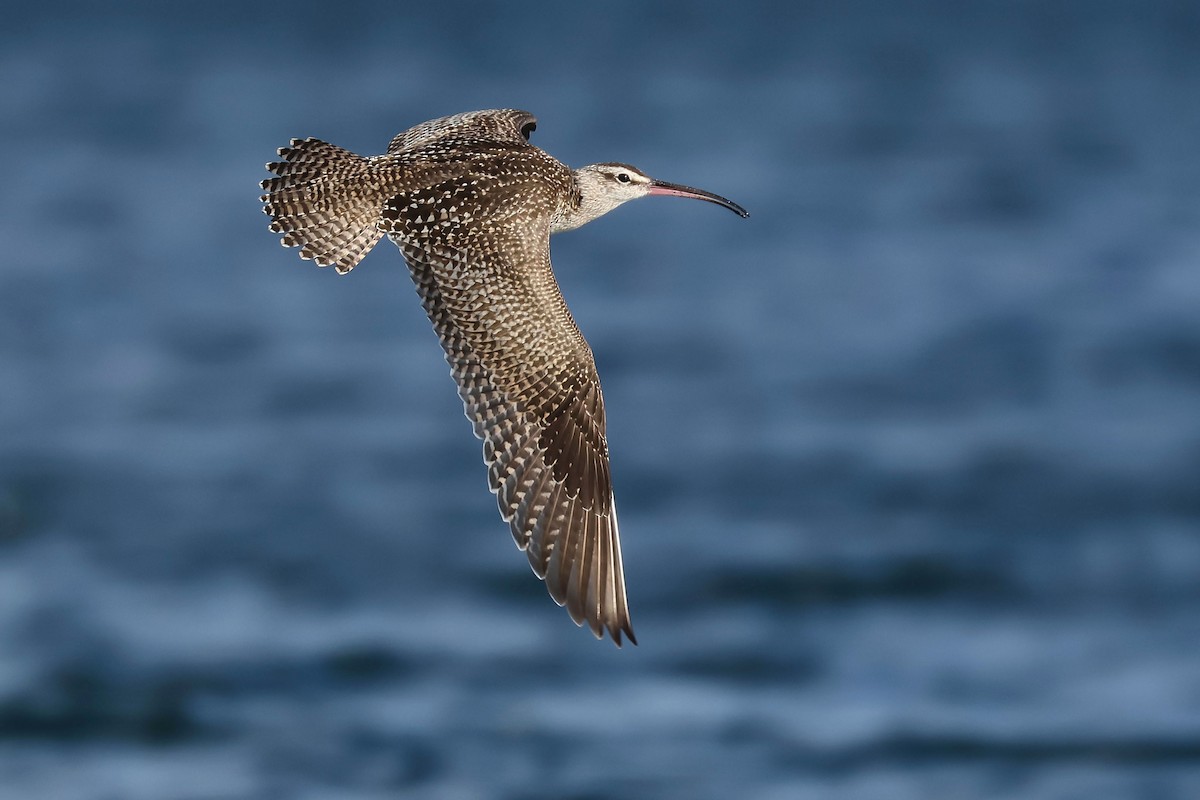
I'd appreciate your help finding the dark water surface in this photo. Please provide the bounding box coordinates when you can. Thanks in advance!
[2,2,1200,797]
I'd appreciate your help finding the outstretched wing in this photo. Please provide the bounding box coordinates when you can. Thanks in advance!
[381,169,635,645]
[387,109,537,154]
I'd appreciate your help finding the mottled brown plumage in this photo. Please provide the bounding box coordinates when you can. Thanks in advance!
[261,109,746,646]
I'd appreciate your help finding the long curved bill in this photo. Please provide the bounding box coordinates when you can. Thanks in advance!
[647,180,749,218]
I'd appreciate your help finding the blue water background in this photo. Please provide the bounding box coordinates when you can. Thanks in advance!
[2,1,1199,797]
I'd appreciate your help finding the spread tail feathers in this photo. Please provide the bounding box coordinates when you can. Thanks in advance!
[261,138,385,274]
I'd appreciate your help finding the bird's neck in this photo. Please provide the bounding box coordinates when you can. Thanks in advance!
[551,169,620,233]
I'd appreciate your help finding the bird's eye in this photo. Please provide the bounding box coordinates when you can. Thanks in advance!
[616,173,632,183]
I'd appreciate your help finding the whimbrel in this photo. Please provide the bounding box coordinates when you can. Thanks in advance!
[261,109,747,646]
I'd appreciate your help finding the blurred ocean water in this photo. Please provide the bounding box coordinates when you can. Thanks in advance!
[1,2,1199,798]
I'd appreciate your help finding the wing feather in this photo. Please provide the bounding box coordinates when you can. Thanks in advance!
[382,165,635,644]
[387,109,537,154]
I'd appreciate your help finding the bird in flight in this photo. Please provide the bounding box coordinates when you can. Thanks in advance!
[261,109,747,646]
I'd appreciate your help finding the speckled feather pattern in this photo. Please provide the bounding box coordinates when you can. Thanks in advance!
[261,109,635,645]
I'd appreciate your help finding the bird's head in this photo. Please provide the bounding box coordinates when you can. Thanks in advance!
[557,162,748,232]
